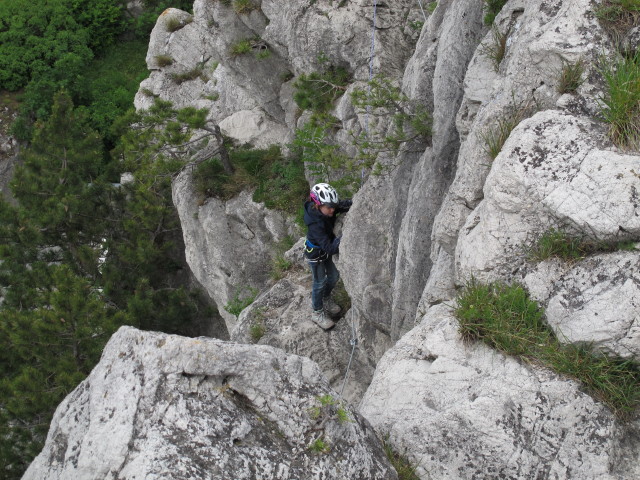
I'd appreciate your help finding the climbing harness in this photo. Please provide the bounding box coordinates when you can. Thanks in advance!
[304,238,328,263]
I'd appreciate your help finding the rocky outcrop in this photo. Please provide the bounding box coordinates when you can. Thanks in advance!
[231,266,375,404]
[23,326,398,480]
[360,305,640,480]
[172,169,297,331]
[455,110,639,283]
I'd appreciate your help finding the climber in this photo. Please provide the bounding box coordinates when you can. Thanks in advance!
[303,182,352,331]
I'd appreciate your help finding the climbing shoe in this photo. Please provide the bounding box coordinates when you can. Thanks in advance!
[323,296,342,317]
[312,309,335,330]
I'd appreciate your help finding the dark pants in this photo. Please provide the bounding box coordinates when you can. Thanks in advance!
[309,256,339,312]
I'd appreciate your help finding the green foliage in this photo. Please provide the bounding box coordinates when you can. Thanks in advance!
[351,75,432,165]
[75,39,150,145]
[224,287,259,317]
[290,113,353,184]
[556,58,585,94]
[597,51,640,150]
[528,228,639,262]
[0,0,125,91]
[427,1,438,14]
[309,437,330,454]
[382,436,420,480]
[231,39,254,56]
[233,0,258,14]
[194,145,308,215]
[249,321,266,342]
[480,25,510,72]
[455,281,640,417]
[256,48,272,60]
[293,66,351,112]
[483,0,508,25]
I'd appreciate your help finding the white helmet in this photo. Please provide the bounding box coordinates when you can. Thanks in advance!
[310,183,338,207]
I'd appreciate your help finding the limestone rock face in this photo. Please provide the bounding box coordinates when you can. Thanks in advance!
[172,168,298,331]
[339,0,485,356]
[455,110,640,284]
[424,0,612,306]
[230,269,375,403]
[360,305,640,480]
[23,326,398,480]
[525,252,640,361]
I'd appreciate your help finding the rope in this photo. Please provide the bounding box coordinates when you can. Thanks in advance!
[339,1,377,400]
[339,307,358,399]
[416,0,429,22]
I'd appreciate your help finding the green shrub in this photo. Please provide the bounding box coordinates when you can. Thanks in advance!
[309,437,330,454]
[155,55,174,67]
[455,281,640,417]
[224,287,258,317]
[597,51,640,150]
[293,66,351,112]
[194,145,308,216]
[556,58,585,94]
[483,0,509,25]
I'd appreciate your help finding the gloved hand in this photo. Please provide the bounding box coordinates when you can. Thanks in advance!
[339,199,353,209]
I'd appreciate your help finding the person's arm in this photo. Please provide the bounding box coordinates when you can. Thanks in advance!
[308,220,340,255]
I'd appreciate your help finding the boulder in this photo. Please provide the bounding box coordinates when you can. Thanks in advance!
[360,305,640,480]
[525,251,640,361]
[23,326,398,480]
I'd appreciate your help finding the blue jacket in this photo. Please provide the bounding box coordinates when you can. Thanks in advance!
[303,200,351,255]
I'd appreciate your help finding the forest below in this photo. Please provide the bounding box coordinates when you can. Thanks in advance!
[0,1,219,478]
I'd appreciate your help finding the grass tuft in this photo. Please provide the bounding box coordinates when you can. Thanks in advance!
[165,15,192,33]
[382,436,420,480]
[480,25,511,72]
[454,281,640,418]
[479,100,535,160]
[597,51,640,150]
[249,321,265,342]
[528,228,639,262]
[556,58,585,94]
[154,55,174,67]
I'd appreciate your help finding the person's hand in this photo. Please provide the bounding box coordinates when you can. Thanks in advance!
[339,199,352,209]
